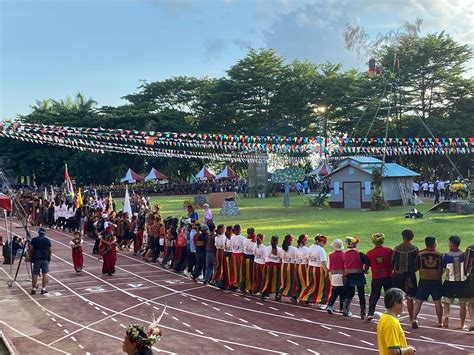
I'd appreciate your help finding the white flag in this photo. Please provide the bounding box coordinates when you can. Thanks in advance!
[123,186,132,219]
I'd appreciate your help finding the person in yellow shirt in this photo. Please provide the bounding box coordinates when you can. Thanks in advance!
[377,288,416,355]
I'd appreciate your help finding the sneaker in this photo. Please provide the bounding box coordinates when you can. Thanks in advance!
[360,311,366,320]
[342,310,353,317]
[326,306,334,314]
[289,298,297,305]
[40,288,48,294]
[411,320,419,329]
[366,314,374,322]
[31,289,36,295]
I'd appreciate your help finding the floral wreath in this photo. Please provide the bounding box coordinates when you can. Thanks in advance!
[126,320,162,351]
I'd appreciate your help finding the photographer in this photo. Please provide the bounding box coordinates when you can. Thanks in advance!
[28,227,52,295]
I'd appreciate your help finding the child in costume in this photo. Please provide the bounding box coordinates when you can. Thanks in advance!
[69,231,84,274]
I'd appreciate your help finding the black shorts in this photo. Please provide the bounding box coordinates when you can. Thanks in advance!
[392,272,417,298]
[469,275,474,298]
[415,280,442,301]
[441,280,469,299]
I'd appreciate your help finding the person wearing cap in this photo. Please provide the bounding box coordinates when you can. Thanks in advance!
[29,227,52,295]
[342,236,369,319]
[366,233,393,321]
[293,234,309,303]
[280,234,297,301]
[377,288,416,355]
[298,235,331,306]
[412,236,443,329]
[391,229,419,324]
[99,226,117,275]
[326,239,345,314]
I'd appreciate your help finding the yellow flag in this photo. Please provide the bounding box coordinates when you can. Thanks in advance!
[76,188,83,208]
[108,192,114,211]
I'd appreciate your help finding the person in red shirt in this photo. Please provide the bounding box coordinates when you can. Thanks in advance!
[366,233,393,321]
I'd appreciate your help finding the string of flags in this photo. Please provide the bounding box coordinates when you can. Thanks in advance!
[0,121,472,161]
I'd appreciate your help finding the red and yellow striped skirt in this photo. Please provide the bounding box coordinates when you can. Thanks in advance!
[295,263,308,299]
[261,262,281,295]
[299,266,331,304]
[230,253,243,287]
[221,252,232,289]
[212,248,225,284]
[252,262,265,293]
[240,254,254,291]
[280,263,298,298]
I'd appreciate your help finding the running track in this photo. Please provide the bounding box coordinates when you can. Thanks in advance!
[0,220,473,354]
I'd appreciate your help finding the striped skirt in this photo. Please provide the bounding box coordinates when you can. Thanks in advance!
[240,254,254,291]
[230,253,243,287]
[220,252,232,289]
[295,264,308,299]
[280,263,298,298]
[212,249,225,284]
[261,262,281,295]
[299,266,331,304]
[252,263,266,293]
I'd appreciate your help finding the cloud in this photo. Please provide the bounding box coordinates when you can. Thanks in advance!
[203,38,254,60]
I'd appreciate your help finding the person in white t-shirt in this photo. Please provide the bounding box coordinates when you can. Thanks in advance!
[428,182,435,198]
[229,225,245,290]
[212,224,226,286]
[298,235,330,306]
[241,227,257,293]
[412,181,420,196]
[294,234,309,303]
[421,181,429,197]
[280,234,298,300]
[251,234,267,294]
[261,235,283,300]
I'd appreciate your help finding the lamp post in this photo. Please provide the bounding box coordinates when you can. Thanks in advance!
[313,105,327,160]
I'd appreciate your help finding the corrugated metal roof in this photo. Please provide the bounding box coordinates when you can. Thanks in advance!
[361,163,420,177]
[349,156,382,164]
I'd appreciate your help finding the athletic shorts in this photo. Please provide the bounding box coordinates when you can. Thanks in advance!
[441,280,469,301]
[415,280,442,301]
[391,272,417,298]
[33,260,49,275]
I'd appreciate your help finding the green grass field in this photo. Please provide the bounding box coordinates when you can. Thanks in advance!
[120,194,474,253]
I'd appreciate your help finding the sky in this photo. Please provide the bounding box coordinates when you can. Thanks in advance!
[1,0,473,119]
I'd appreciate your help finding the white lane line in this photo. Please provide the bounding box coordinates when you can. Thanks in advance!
[51,317,56,322]
[46,313,51,316]
[320,325,332,330]
[256,302,264,306]
[269,332,279,337]
[338,332,351,337]
[86,352,91,355]
[284,312,294,317]
[418,316,426,320]
[253,325,263,330]
[212,307,221,311]
[287,339,299,346]
[70,336,77,342]
[201,302,208,306]
[195,329,203,335]
[244,298,251,301]
[269,307,278,311]
[182,322,191,327]
[78,344,84,349]
[57,323,62,327]
[302,318,312,323]
[224,345,234,351]
[172,316,180,321]
[239,318,248,323]
[420,336,435,341]
[111,318,117,322]
[101,311,108,316]
[94,306,101,311]
[120,324,127,328]
[307,350,320,355]
[63,329,69,334]
[448,344,464,350]
[360,340,374,346]
[153,306,161,311]
[224,312,234,317]
[190,297,197,301]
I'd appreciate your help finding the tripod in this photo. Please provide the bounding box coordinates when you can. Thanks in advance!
[1,169,33,287]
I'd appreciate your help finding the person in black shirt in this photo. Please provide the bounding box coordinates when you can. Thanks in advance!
[28,227,52,295]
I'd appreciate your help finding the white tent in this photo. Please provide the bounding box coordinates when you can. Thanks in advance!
[144,168,168,182]
[195,167,216,180]
[216,166,237,179]
[120,168,143,183]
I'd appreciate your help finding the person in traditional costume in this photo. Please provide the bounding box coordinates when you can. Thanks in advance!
[123,318,162,355]
[240,227,256,293]
[294,234,309,303]
[298,235,331,306]
[280,234,298,302]
[211,224,226,286]
[219,226,233,289]
[134,212,146,256]
[99,226,117,276]
[229,224,245,290]
[342,236,369,319]
[261,235,283,301]
[252,233,266,295]
[326,239,345,314]
[69,232,84,274]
